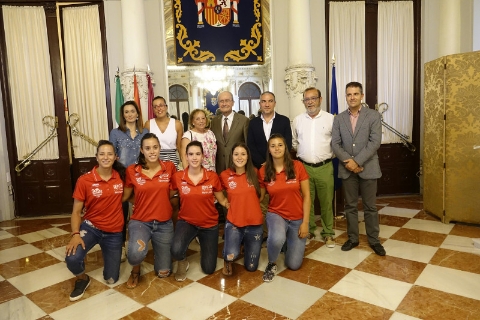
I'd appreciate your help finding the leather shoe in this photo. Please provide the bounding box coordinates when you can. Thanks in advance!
[341,240,359,251]
[370,243,386,256]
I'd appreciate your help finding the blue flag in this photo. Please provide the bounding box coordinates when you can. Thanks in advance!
[331,65,342,190]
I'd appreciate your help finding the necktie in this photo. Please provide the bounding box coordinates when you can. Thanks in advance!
[223,117,229,140]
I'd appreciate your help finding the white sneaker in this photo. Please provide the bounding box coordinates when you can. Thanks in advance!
[324,236,335,248]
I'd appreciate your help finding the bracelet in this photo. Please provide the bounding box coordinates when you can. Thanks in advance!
[71,232,80,237]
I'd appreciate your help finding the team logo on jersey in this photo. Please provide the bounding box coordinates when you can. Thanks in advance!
[136,177,146,185]
[202,184,213,194]
[181,185,191,194]
[92,183,99,187]
[158,173,170,183]
[92,188,102,198]
[267,181,275,187]
[113,183,123,194]
[286,179,297,184]
[228,181,237,189]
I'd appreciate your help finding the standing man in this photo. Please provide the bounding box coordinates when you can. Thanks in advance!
[247,91,292,169]
[211,91,249,174]
[247,91,292,238]
[292,87,335,248]
[331,82,385,256]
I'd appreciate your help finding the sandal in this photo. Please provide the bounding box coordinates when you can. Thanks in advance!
[126,270,140,289]
[222,260,233,276]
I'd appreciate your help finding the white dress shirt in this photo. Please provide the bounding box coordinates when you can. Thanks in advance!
[261,112,276,141]
[292,110,334,164]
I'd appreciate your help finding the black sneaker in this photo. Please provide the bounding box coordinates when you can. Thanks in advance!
[262,262,277,282]
[69,275,91,301]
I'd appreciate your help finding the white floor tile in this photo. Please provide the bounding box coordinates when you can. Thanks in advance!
[89,260,152,288]
[8,262,73,294]
[379,207,420,218]
[382,239,438,263]
[0,296,46,320]
[0,230,14,240]
[148,282,236,320]
[45,246,67,261]
[17,227,68,243]
[359,222,400,239]
[0,274,4,281]
[402,219,454,234]
[307,245,371,269]
[440,235,480,254]
[329,270,412,310]
[0,244,42,264]
[241,276,326,319]
[415,264,480,300]
[389,311,421,320]
[172,252,223,282]
[50,289,142,320]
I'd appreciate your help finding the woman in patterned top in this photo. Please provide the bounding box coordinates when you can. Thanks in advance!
[180,109,217,171]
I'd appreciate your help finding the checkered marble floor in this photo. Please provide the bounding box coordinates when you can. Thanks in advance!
[1,195,480,320]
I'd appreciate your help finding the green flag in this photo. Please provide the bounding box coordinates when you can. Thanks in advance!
[115,75,124,125]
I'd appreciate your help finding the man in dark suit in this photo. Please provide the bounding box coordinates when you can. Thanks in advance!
[210,91,249,174]
[331,81,386,256]
[247,91,292,169]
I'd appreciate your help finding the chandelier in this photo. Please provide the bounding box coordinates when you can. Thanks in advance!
[194,66,234,94]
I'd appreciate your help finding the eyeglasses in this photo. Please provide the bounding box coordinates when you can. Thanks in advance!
[302,97,319,103]
[154,104,168,108]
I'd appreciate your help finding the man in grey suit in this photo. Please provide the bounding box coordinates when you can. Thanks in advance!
[331,82,386,256]
[210,91,249,174]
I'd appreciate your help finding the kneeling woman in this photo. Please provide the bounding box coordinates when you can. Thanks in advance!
[123,133,177,288]
[220,142,263,276]
[171,141,229,281]
[258,133,311,282]
[65,140,125,301]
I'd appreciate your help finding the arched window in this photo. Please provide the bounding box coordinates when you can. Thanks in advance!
[168,84,189,119]
[238,82,261,117]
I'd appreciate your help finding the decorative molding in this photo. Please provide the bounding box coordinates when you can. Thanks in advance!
[284,64,317,98]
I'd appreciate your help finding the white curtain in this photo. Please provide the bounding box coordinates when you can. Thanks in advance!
[179,101,189,116]
[251,99,260,117]
[329,1,366,113]
[378,1,414,144]
[2,6,59,160]
[239,100,250,116]
[63,5,108,158]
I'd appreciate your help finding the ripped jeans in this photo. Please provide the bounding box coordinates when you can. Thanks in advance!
[65,221,122,283]
[127,219,174,274]
[223,220,263,271]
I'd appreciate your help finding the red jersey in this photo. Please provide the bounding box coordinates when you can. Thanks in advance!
[172,168,223,228]
[125,160,177,222]
[73,166,124,233]
[258,160,309,220]
[220,168,263,227]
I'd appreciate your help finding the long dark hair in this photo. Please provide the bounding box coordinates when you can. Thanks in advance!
[264,133,295,182]
[96,140,126,181]
[118,101,145,133]
[229,142,260,197]
[137,133,161,169]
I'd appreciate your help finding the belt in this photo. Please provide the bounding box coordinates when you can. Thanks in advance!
[299,158,332,168]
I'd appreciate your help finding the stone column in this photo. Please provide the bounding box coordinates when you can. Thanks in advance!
[438,0,462,56]
[285,0,317,118]
[191,82,199,110]
[120,0,150,117]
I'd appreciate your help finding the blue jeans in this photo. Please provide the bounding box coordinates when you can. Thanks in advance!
[171,220,219,274]
[223,221,263,271]
[65,222,122,283]
[127,219,174,274]
[266,212,306,270]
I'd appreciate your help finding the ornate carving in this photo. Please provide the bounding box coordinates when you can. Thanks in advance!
[284,64,317,98]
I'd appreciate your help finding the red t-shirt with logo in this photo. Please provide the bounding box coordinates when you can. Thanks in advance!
[220,168,263,227]
[258,160,309,221]
[73,166,124,233]
[172,168,223,228]
[125,160,177,222]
